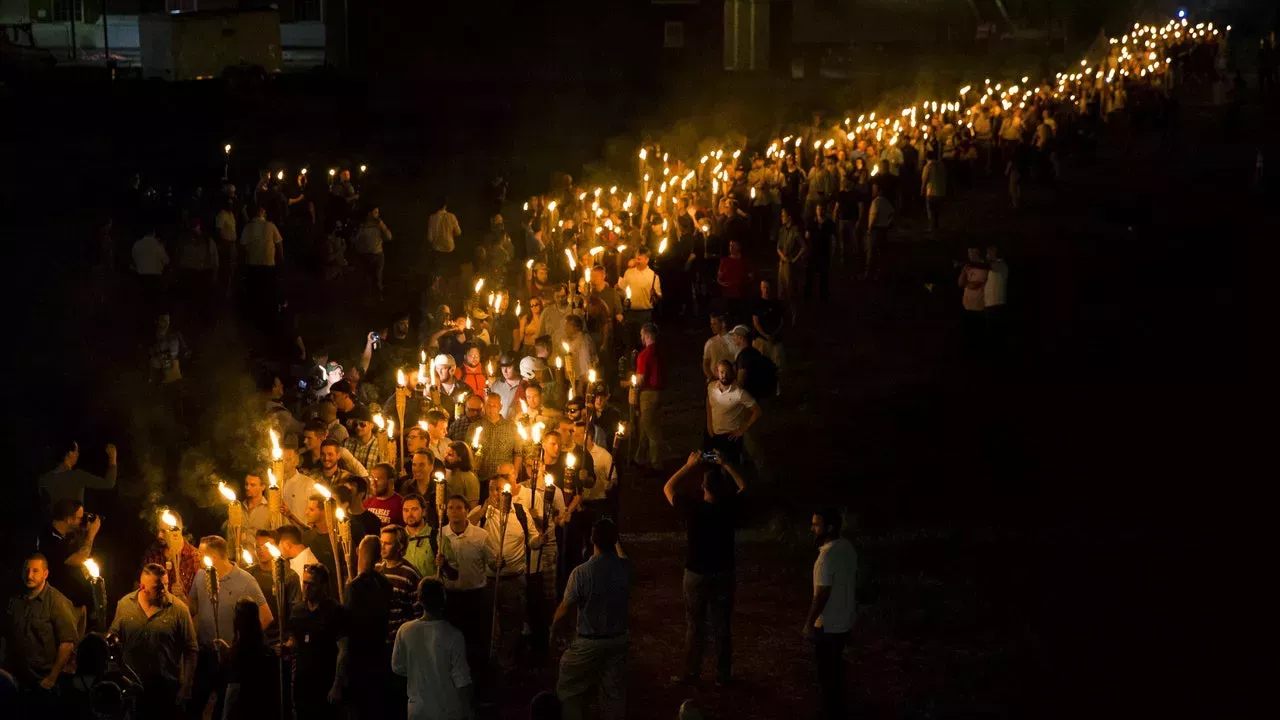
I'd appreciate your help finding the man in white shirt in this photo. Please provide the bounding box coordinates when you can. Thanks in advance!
[239,205,284,312]
[427,200,462,272]
[132,230,169,276]
[705,360,760,464]
[392,579,474,720]
[277,525,319,579]
[804,508,857,720]
[701,312,739,383]
[468,465,540,676]
[437,496,492,693]
[616,248,662,351]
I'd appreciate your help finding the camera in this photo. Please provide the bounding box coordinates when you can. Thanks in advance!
[701,451,720,464]
[83,512,102,524]
[371,332,381,350]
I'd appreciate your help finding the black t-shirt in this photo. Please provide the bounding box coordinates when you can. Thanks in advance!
[753,298,786,340]
[735,346,777,400]
[290,599,346,686]
[225,644,280,720]
[681,497,739,574]
[806,219,837,260]
[37,526,92,608]
[347,511,383,580]
[301,529,340,597]
[344,571,392,662]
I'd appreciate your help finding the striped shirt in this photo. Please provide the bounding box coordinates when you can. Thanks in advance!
[376,561,422,645]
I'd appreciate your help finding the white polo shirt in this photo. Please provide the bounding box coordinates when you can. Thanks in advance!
[707,382,756,435]
[984,259,1008,308]
[702,333,739,377]
[132,234,169,275]
[814,537,857,633]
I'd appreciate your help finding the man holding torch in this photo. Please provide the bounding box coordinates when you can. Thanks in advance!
[246,529,301,647]
[187,535,271,718]
[474,466,539,689]
[142,508,201,599]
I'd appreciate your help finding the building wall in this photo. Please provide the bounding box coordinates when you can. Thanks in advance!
[0,0,323,64]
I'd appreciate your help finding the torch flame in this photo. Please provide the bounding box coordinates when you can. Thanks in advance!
[561,341,571,353]
[396,369,407,387]
[335,507,346,522]
[265,542,281,559]
[219,482,237,503]
[589,246,604,255]
[502,483,512,494]
[434,471,445,483]
[588,369,597,384]
[313,483,332,500]
[224,143,232,154]
[565,452,576,470]
[161,509,179,529]
[84,558,100,579]
[387,419,395,440]
[658,239,668,255]
[565,248,576,271]
[555,356,563,369]
[269,428,282,461]
[630,374,638,386]
[241,548,255,566]
[517,422,529,441]
[203,556,213,569]
[532,422,545,443]
[545,474,555,488]
[526,259,535,269]
[268,469,277,488]
[474,278,485,294]
[373,413,385,430]
[472,426,484,447]
[616,422,626,435]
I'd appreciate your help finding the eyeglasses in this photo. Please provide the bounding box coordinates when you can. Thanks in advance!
[354,421,370,427]
[530,302,543,308]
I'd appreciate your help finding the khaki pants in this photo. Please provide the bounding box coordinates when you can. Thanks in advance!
[634,389,662,467]
[557,634,628,720]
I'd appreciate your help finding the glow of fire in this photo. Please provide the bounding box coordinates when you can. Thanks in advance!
[373,413,385,430]
[218,482,237,503]
[565,452,576,470]
[203,556,213,568]
[84,558,100,579]
[265,542,281,559]
[161,509,179,529]
[268,469,277,488]
[335,507,346,522]
[616,422,626,435]
[474,278,485,294]
[545,474,555,487]
[502,483,512,494]
[396,369,407,387]
[313,483,331,500]
[472,426,484,447]
[241,548,255,566]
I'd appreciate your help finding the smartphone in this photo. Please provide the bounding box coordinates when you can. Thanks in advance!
[701,451,720,464]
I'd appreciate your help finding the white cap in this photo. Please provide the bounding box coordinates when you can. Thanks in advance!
[433,353,456,368]
[519,356,545,380]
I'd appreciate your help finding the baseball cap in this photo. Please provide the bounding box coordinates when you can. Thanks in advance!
[350,405,373,423]
[730,325,751,337]
[498,354,516,367]
[433,353,456,368]
[589,381,608,396]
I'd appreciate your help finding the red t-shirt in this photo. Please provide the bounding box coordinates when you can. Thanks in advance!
[363,494,405,527]
[636,344,664,390]
[718,256,750,299]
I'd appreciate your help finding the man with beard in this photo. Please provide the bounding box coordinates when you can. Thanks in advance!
[3,554,78,700]
[141,508,201,600]
[513,383,560,430]
[437,495,490,688]
[300,420,366,478]
[447,393,484,443]
[288,563,346,720]
[705,359,760,464]
[587,383,623,451]
[400,494,440,580]
[701,311,739,384]
[488,354,525,418]
[804,508,857,720]
[442,441,481,508]
[364,463,405,527]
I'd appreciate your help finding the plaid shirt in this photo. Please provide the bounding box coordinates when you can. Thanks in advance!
[474,416,523,482]
[343,434,388,473]
[142,541,201,599]
[448,414,479,442]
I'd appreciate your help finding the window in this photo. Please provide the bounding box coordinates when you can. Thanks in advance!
[295,0,323,22]
[51,0,82,23]
[663,21,685,49]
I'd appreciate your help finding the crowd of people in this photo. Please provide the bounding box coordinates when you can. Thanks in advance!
[3,15,1233,720]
